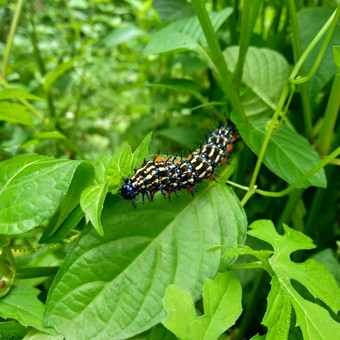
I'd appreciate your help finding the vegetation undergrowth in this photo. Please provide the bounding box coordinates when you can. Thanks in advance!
[0,0,339,339]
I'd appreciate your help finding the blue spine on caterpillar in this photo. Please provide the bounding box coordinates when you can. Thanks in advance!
[119,124,236,208]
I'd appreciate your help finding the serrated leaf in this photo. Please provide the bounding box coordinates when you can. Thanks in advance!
[298,8,340,95]
[80,183,108,236]
[224,46,290,120]
[0,287,54,333]
[144,8,233,56]
[0,88,43,101]
[44,184,247,339]
[0,154,94,235]
[248,220,340,339]
[132,132,153,170]
[232,115,327,188]
[163,271,242,340]
[0,102,34,127]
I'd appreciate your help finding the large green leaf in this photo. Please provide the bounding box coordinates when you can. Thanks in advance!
[153,0,194,23]
[44,184,247,339]
[232,114,327,188]
[0,102,34,127]
[224,46,290,120]
[0,154,94,234]
[297,7,340,95]
[144,8,233,55]
[163,271,242,340]
[0,287,54,333]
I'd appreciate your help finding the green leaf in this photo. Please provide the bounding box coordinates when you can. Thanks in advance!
[312,248,340,285]
[224,46,290,120]
[22,329,63,340]
[44,58,78,91]
[80,183,108,236]
[298,8,340,95]
[0,88,43,101]
[93,152,112,185]
[142,79,200,96]
[262,277,291,340]
[0,321,27,340]
[144,8,233,56]
[131,131,153,170]
[0,154,94,235]
[0,102,34,127]
[44,184,247,339]
[39,205,84,244]
[232,115,327,188]
[119,143,133,178]
[163,271,242,340]
[31,131,66,140]
[157,126,203,147]
[40,159,94,242]
[101,23,144,46]
[0,287,54,333]
[248,220,340,339]
[333,45,340,69]
[153,0,194,23]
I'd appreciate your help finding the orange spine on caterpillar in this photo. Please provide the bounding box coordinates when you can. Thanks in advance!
[119,123,237,209]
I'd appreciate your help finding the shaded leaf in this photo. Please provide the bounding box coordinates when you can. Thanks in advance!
[132,131,153,170]
[232,115,327,188]
[0,321,27,340]
[224,46,290,119]
[298,8,340,95]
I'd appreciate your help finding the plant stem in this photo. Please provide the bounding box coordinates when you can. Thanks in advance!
[254,146,340,198]
[315,71,340,156]
[240,84,291,206]
[289,5,340,83]
[287,0,313,139]
[1,0,24,79]
[233,0,251,94]
[191,0,247,123]
[15,266,59,279]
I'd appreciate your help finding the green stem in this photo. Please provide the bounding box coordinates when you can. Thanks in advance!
[229,261,264,270]
[240,84,291,206]
[1,0,24,79]
[255,146,340,198]
[233,0,251,93]
[15,266,59,279]
[287,0,313,139]
[276,189,304,233]
[315,71,340,156]
[290,5,340,83]
[191,0,247,123]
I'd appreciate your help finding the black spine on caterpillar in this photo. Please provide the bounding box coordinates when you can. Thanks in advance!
[119,124,236,209]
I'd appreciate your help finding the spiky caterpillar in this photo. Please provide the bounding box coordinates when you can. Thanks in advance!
[119,124,236,208]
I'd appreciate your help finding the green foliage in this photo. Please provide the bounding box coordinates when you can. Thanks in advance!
[0,0,339,339]
[215,221,340,339]
[44,185,247,339]
[163,271,242,340]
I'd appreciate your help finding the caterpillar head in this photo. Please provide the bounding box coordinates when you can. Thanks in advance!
[119,180,139,209]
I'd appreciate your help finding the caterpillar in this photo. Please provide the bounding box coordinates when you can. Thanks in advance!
[119,124,236,208]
